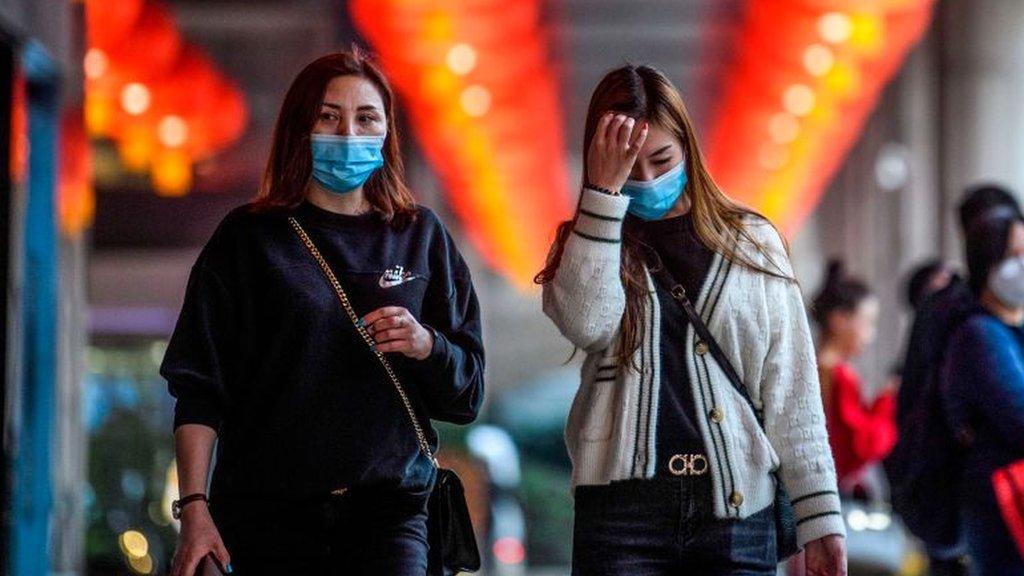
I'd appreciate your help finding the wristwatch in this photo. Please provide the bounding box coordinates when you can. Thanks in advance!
[171,493,208,519]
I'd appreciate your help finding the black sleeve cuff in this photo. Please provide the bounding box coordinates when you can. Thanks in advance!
[418,324,451,372]
[172,396,223,432]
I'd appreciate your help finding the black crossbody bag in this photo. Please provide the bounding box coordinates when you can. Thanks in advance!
[289,216,481,574]
[650,264,799,560]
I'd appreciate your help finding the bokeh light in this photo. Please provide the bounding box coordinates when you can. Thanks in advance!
[119,83,151,116]
[783,84,816,116]
[460,85,492,117]
[818,12,853,44]
[446,43,478,76]
[803,44,835,77]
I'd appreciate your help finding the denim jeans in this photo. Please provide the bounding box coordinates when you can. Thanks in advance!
[209,487,430,575]
[572,476,777,576]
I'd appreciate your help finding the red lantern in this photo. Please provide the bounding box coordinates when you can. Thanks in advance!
[86,0,144,51]
[103,1,182,83]
[59,109,95,236]
[201,81,248,154]
[146,47,221,121]
[706,0,936,235]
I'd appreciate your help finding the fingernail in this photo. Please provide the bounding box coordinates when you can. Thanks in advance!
[226,564,234,574]
[644,122,649,129]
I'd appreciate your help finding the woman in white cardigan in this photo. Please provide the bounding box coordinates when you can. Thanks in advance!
[536,65,847,575]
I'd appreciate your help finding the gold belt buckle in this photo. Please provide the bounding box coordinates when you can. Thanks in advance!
[668,453,709,476]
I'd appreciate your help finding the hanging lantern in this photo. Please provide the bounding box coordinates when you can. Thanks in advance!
[85,0,144,51]
[82,0,250,191]
[152,148,192,196]
[117,122,157,173]
[350,0,572,287]
[102,1,182,83]
[194,81,248,156]
[706,0,935,236]
[11,71,27,185]
[59,109,95,237]
[84,88,116,137]
[147,47,221,117]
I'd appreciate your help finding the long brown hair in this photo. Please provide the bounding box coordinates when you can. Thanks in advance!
[250,47,417,227]
[535,64,789,367]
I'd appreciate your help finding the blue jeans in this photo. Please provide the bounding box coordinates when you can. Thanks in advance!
[572,476,777,576]
[210,487,430,575]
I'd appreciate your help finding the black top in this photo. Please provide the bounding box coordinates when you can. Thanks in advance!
[630,211,714,476]
[159,199,485,499]
[898,276,973,428]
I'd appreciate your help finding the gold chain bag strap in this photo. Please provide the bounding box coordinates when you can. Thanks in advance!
[288,216,480,573]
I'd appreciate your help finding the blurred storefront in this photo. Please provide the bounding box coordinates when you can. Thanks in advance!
[1,1,86,575]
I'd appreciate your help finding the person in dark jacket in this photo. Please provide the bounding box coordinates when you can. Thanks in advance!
[942,210,1024,575]
[905,259,955,312]
[901,184,1021,429]
[896,185,1021,575]
[162,49,484,576]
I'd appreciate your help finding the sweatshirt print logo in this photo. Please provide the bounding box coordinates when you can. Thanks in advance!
[378,265,419,289]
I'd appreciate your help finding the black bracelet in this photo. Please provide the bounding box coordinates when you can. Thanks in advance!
[585,183,619,196]
[172,493,208,519]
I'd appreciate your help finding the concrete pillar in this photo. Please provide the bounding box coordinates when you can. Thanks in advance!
[938,0,1024,257]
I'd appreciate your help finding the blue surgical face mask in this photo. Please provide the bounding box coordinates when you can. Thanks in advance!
[621,160,688,220]
[310,134,385,194]
[990,256,1024,308]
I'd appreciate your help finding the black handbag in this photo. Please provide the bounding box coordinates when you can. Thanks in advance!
[650,264,800,561]
[289,216,481,574]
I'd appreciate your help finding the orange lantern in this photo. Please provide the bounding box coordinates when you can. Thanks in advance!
[117,122,157,173]
[59,109,95,237]
[706,0,936,236]
[10,71,27,185]
[351,0,572,287]
[83,0,252,192]
[152,148,192,196]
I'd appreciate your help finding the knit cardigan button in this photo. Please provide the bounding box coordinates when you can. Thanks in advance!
[709,408,724,423]
[695,341,709,355]
[729,491,744,507]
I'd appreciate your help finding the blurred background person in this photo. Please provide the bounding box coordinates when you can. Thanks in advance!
[905,259,956,312]
[888,185,1022,576]
[900,185,1022,418]
[941,210,1024,576]
[813,260,897,493]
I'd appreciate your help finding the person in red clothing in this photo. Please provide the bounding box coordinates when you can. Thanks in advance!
[812,260,898,490]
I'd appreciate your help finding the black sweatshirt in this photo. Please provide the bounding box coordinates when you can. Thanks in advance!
[160,199,485,498]
[629,212,713,476]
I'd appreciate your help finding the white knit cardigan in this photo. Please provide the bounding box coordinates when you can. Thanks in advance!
[542,188,846,547]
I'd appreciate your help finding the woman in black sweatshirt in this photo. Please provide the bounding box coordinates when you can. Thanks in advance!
[163,49,484,576]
